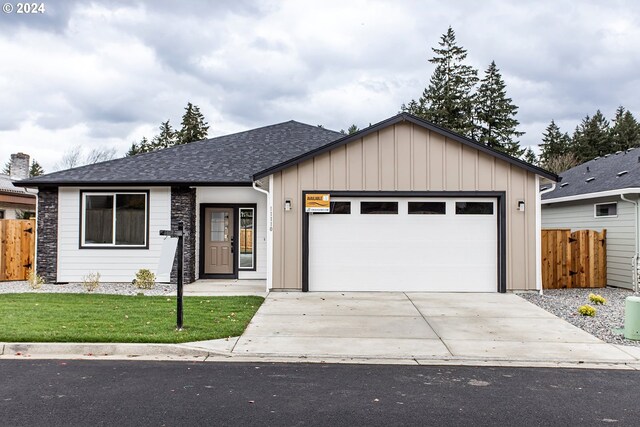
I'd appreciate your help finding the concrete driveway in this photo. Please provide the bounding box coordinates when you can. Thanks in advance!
[232,292,639,363]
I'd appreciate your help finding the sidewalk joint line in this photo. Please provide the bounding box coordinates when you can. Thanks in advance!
[405,292,454,358]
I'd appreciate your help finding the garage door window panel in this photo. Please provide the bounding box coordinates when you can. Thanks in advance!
[329,201,351,214]
[361,201,398,214]
[455,201,493,215]
[408,202,446,215]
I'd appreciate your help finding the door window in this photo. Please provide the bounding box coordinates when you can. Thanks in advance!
[210,211,228,242]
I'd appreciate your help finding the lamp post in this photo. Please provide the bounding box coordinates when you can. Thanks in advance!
[159,221,184,331]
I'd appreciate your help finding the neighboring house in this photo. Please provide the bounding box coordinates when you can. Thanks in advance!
[17,113,557,292]
[0,153,36,219]
[542,149,640,290]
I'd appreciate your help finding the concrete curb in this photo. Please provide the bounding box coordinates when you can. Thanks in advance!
[1,341,640,370]
[2,342,210,358]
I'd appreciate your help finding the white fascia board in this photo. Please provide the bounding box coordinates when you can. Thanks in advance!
[542,188,640,205]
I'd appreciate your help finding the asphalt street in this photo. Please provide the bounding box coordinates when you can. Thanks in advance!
[0,360,638,426]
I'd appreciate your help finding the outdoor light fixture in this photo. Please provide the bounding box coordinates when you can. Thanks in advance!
[285,199,292,211]
[517,200,525,211]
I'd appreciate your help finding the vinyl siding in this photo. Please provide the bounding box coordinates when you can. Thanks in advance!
[195,187,267,279]
[57,187,171,283]
[270,121,539,291]
[542,197,636,289]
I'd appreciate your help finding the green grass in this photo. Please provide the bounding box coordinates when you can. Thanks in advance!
[0,293,264,343]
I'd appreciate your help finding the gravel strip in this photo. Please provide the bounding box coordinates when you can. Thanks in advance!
[518,287,640,347]
[0,281,176,296]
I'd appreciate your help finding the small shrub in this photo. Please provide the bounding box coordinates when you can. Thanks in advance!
[588,293,606,305]
[26,269,44,290]
[82,272,101,292]
[133,269,156,290]
[578,304,596,317]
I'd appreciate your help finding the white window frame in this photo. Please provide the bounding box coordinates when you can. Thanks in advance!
[238,207,255,270]
[81,191,148,248]
[594,202,617,218]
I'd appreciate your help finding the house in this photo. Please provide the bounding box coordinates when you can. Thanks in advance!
[542,149,640,290]
[17,113,557,292]
[0,153,36,219]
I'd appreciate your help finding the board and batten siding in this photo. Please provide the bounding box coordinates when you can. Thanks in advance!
[542,197,636,289]
[195,187,267,279]
[57,187,171,283]
[270,121,538,291]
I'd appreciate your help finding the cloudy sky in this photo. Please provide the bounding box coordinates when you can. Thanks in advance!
[1,0,639,172]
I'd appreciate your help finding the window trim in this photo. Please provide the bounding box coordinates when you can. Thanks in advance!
[238,207,255,270]
[79,190,150,249]
[594,202,618,218]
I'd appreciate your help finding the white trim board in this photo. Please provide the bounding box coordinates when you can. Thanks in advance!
[542,188,640,204]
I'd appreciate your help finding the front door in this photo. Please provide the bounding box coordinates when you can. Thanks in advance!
[204,207,234,275]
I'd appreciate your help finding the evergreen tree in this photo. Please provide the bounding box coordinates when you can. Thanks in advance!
[539,120,571,167]
[402,27,478,137]
[178,102,209,144]
[571,110,612,162]
[2,161,9,175]
[610,106,640,151]
[151,120,178,150]
[474,61,524,156]
[29,160,44,177]
[126,137,153,157]
[347,124,359,134]
[522,147,537,165]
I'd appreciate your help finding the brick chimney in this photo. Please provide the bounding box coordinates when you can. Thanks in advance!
[9,152,30,180]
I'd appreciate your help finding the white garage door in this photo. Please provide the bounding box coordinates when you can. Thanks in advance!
[309,197,497,292]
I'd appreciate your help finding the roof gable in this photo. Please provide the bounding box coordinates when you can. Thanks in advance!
[253,113,558,181]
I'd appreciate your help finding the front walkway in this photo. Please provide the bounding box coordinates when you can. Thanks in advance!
[184,279,267,297]
[205,292,640,364]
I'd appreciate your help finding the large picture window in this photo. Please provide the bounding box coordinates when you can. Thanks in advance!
[82,192,148,248]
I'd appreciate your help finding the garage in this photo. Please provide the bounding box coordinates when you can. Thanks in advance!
[308,196,499,292]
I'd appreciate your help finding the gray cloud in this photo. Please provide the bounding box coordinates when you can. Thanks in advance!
[1,0,639,172]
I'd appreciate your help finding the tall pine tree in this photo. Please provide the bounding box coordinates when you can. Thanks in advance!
[151,120,178,150]
[539,120,571,167]
[523,147,537,165]
[402,27,478,137]
[610,106,640,152]
[29,160,44,177]
[474,61,524,156]
[571,110,612,162]
[178,102,209,144]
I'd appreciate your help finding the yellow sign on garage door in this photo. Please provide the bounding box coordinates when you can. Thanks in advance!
[305,194,330,213]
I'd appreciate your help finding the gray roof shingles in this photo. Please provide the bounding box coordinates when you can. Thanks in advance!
[18,121,343,187]
[543,147,640,200]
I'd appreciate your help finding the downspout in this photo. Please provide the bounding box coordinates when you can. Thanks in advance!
[537,180,557,295]
[252,178,273,293]
[620,194,639,293]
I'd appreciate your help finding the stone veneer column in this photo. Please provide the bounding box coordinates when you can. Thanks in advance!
[170,186,196,284]
[36,187,58,283]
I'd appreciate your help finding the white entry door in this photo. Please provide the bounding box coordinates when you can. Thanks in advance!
[308,197,498,292]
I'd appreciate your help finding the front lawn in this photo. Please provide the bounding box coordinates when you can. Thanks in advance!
[0,293,264,343]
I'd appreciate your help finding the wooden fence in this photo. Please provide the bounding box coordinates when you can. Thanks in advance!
[542,229,606,289]
[0,219,36,281]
